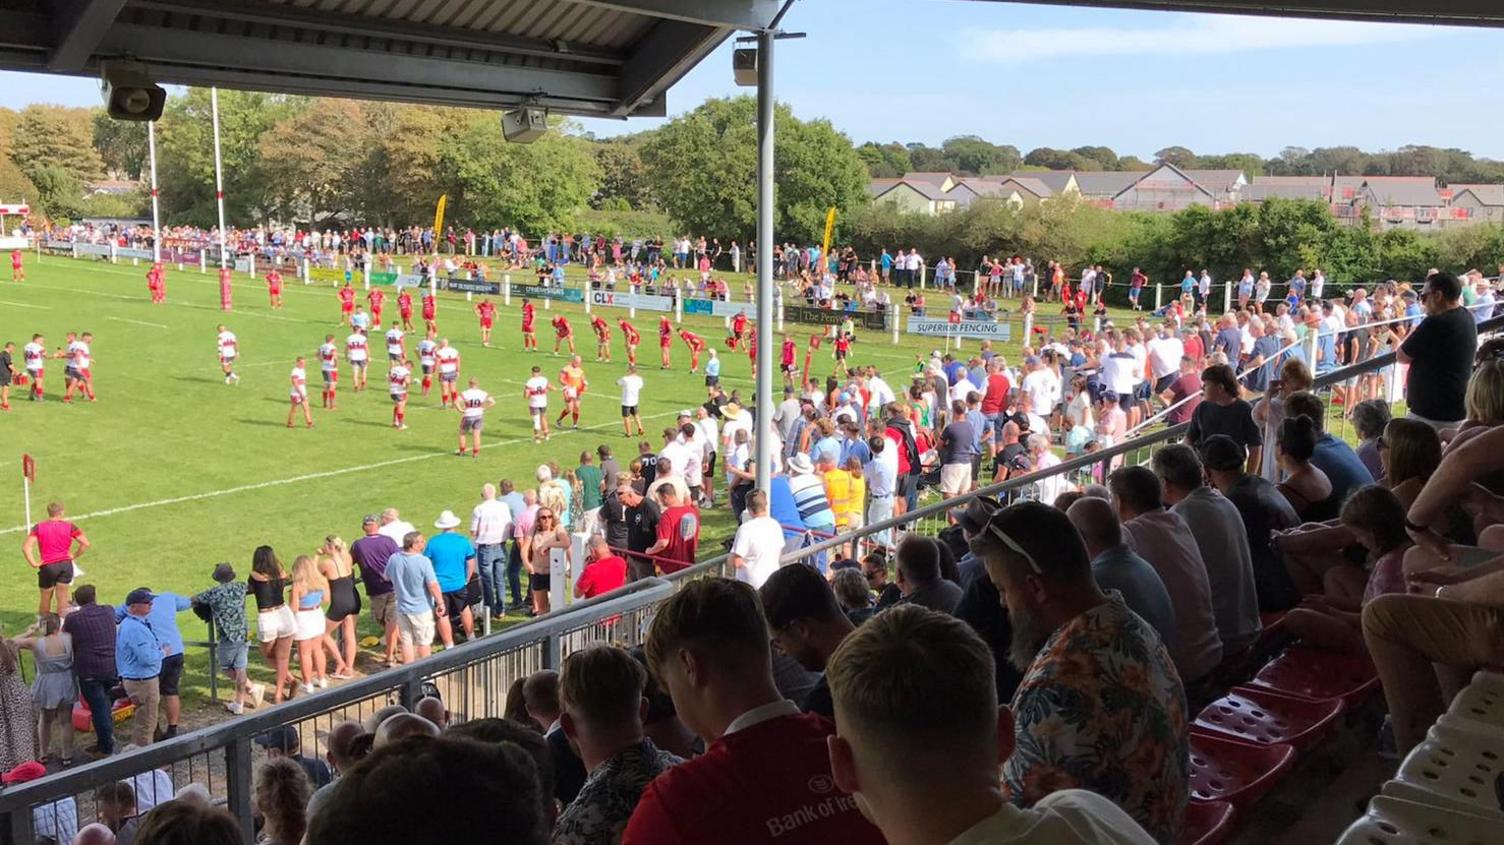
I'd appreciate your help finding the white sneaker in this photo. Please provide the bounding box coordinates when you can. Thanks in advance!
[316,677,328,689]
[301,682,315,695]
[224,701,243,715]
[247,682,266,709]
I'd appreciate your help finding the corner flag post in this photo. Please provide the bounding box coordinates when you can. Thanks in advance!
[21,453,35,533]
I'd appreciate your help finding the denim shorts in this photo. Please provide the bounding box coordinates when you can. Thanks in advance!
[218,642,249,673]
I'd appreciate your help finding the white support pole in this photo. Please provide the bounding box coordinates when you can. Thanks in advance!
[754,28,776,495]
[211,87,229,272]
[544,296,551,311]
[673,292,682,324]
[109,243,117,263]
[199,251,206,274]
[1155,284,1163,311]
[892,312,900,344]
[302,256,310,284]
[22,474,32,535]
[247,253,255,279]
[1223,281,1232,312]
[503,274,512,306]
[1023,313,1034,340]
[362,260,371,291]
[147,121,161,264]
[584,289,592,314]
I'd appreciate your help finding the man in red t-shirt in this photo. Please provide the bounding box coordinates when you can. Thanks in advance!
[644,486,698,574]
[622,578,884,845]
[574,536,627,600]
[1159,355,1203,425]
[978,359,1012,459]
[21,501,91,616]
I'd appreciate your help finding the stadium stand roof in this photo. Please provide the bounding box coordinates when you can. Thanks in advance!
[0,0,780,118]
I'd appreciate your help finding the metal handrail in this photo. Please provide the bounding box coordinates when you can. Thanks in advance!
[0,578,675,841]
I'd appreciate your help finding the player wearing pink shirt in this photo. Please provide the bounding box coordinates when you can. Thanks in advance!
[22,502,89,616]
[287,356,313,428]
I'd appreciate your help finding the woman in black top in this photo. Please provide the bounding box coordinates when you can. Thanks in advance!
[249,546,296,703]
[1186,363,1263,475]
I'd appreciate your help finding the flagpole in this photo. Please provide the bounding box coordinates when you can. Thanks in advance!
[147,120,161,264]
[210,87,228,269]
[21,454,34,534]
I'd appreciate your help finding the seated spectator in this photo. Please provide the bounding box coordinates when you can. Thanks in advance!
[1286,393,1375,506]
[625,647,699,761]
[1282,486,1410,653]
[969,502,1187,843]
[443,717,555,824]
[95,782,140,845]
[575,536,627,601]
[306,720,367,822]
[1109,466,1223,684]
[1152,444,1262,655]
[826,605,1158,845]
[894,534,963,614]
[414,695,449,730]
[73,823,115,845]
[623,578,883,845]
[522,670,588,807]
[1065,497,1178,651]
[255,725,331,789]
[555,646,684,845]
[759,563,857,719]
[861,551,901,610]
[305,736,550,845]
[830,568,875,625]
[953,497,1001,591]
[131,802,242,845]
[1201,435,1300,611]
[1350,398,1391,481]
[361,703,407,734]
[255,758,311,845]
[1274,415,1333,521]
[372,712,439,748]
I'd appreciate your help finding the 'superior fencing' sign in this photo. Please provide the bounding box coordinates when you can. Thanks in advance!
[590,290,674,312]
[907,316,1012,341]
[513,283,583,303]
[785,305,888,331]
[445,277,501,295]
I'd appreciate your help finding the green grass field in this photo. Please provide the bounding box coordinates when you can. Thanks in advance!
[1,253,1108,708]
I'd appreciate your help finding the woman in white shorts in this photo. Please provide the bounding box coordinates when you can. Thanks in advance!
[248,546,296,704]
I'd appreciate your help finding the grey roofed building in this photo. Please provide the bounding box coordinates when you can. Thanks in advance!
[1358,178,1445,208]
[1242,176,1334,202]
[902,172,958,189]
[1183,169,1248,197]
[1071,171,1146,199]
[1010,171,1077,195]
[1449,184,1504,206]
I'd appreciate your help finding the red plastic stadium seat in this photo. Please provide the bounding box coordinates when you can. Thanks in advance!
[1187,730,1297,810]
[1194,685,1345,752]
[1247,646,1379,709]
[1258,610,1287,630]
[1178,800,1236,845]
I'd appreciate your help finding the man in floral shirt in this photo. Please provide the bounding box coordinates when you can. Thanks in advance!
[555,644,682,845]
[193,563,264,715]
[970,501,1188,844]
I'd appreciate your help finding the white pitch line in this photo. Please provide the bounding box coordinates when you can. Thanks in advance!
[107,316,168,329]
[0,408,683,536]
[0,298,49,310]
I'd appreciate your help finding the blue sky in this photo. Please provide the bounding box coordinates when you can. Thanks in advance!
[4,1,1503,160]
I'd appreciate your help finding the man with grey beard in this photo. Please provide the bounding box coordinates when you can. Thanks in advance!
[968,501,1188,844]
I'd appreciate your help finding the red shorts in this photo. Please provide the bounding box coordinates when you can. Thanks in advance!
[269,285,282,295]
[400,308,413,319]
[341,302,354,313]
[480,319,493,329]
[522,324,535,334]
[423,310,436,320]
[660,339,672,348]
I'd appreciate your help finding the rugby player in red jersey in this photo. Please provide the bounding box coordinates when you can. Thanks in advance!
[146,262,166,303]
[658,316,673,369]
[679,329,706,373]
[422,290,438,335]
[266,268,285,309]
[318,334,340,408]
[287,356,314,428]
[590,314,611,362]
[9,248,22,283]
[521,298,538,351]
[475,298,497,347]
[552,315,575,355]
[388,357,412,430]
[435,337,461,407]
[367,287,385,328]
[337,281,356,325]
[833,332,852,376]
[730,309,749,350]
[618,318,640,366]
[780,334,798,387]
[397,288,415,331]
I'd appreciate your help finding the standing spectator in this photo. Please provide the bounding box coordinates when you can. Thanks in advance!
[376,507,416,546]
[249,546,296,704]
[644,485,699,575]
[470,484,514,623]
[115,588,190,741]
[426,511,477,645]
[1398,271,1476,428]
[510,489,539,609]
[193,564,263,715]
[254,758,311,845]
[575,536,627,601]
[622,579,884,845]
[1153,445,1263,657]
[22,501,91,618]
[938,399,977,499]
[729,490,785,588]
[758,563,856,719]
[11,614,75,765]
[576,452,605,535]
[385,532,445,664]
[1109,467,1223,686]
[0,628,36,770]
[618,484,660,581]
[895,535,963,614]
[61,585,117,755]
[970,502,1187,843]
[1186,363,1261,475]
[1064,498,1178,652]
[597,446,622,493]
[825,606,1159,845]
[316,538,358,680]
[1157,356,1202,425]
[786,455,836,566]
[349,516,399,666]
[555,646,684,845]
[290,556,333,695]
[599,482,629,554]
[116,588,164,747]
[527,505,574,615]
[1200,436,1300,612]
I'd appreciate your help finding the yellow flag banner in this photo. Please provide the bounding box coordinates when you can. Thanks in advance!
[820,207,837,267]
[433,194,448,241]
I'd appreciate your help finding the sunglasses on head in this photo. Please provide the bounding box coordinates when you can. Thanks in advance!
[985,520,1042,575]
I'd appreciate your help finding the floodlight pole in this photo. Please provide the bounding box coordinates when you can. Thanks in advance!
[754,30,775,494]
[211,87,228,270]
[147,121,161,264]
